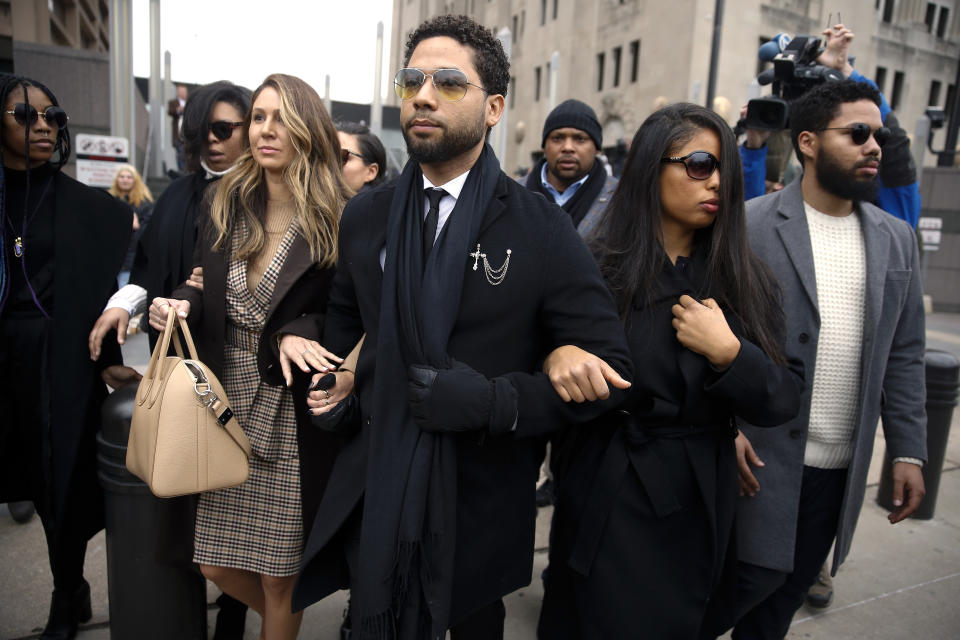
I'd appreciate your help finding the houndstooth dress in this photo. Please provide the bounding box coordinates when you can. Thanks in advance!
[193,220,303,577]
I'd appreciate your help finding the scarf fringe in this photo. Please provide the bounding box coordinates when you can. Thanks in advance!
[392,539,419,611]
[359,609,395,640]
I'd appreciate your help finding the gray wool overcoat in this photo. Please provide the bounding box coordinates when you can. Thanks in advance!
[736,179,928,575]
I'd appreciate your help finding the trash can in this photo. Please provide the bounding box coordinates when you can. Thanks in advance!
[98,385,208,639]
[877,349,959,520]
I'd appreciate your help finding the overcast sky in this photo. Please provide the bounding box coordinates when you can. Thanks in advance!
[132,0,395,105]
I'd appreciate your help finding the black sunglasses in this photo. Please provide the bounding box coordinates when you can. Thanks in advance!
[661,151,720,180]
[340,148,365,166]
[4,103,69,129]
[819,123,890,147]
[209,120,244,141]
[394,68,485,102]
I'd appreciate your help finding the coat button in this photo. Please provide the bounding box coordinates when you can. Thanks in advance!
[798,333,809,344]
[789,429,802,439]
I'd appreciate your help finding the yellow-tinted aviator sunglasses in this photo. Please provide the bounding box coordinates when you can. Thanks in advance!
[394,68,486,102]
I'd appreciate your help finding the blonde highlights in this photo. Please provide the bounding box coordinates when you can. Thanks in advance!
[108,163,153,207]
[208,73,349,267]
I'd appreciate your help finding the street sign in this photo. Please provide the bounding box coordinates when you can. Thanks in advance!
[918,217,943,253]
[75,134,130,188]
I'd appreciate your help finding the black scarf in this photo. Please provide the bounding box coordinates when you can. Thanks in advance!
[524,157,607,228]
[357,144,502,639]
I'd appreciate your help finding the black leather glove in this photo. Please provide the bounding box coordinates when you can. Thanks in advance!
[307,373,361,436]
[407,359,518,435]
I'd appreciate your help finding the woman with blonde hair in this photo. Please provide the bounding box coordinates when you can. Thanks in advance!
[148,73,350,639]
[108,163,153,287]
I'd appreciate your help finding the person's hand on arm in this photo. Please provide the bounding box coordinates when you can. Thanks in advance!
[671,295,741,369]
[185,266,203,291]
[735,432,764,497]
[888,461,926,524]
[277,334,344,387]
[101,365,143,390]
[542,345,631,403]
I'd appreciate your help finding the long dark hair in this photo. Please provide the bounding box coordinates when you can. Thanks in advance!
[591,102,786,363]
[180,81,252,173]
[1,74,70,314]
[335,120,388,188]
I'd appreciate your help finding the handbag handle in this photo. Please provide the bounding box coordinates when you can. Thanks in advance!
[138,305,200,407]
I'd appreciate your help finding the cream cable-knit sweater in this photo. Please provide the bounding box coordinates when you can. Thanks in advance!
[802,202,865,469]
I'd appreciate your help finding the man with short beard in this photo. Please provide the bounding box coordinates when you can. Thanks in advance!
[290,14,631,640]
[721,80,927,639]
[524,99,617,240]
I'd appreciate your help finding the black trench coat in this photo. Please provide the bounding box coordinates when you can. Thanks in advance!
[539,248,803,640]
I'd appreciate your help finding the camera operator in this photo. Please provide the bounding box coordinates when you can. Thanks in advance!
[741,24,921,229]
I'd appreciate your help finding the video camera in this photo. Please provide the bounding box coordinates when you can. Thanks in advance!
[741,34,845,131]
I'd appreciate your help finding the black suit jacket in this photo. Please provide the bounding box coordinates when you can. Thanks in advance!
[173,223,339,533]
[293,170,633,621]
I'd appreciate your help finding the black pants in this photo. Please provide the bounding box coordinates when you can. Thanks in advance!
[0,314,89,593]
[731,465,848,640]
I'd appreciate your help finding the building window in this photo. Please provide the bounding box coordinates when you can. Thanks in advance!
[882,0,895,23]
[597,52,605,92]
[612,46,622,88]
[925,3,937,32]
[535,66,542,102]
[630,40,640,83]
[929,80,942,106]
[521,10,526,35]
[509,76,516,109]
[937,7,950,38]
[891,70,905,111]
[541,0,547,25]
[546,60,552,99]
[553,0,558,20]
[875,66,888,93]
[512,15,518,42]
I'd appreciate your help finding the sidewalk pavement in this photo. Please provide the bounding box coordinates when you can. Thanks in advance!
[3,313,960,639]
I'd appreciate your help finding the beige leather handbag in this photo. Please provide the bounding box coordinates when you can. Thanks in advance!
[127,306,251,497]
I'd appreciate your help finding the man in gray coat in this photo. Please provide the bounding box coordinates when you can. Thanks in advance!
[727,80,927,639]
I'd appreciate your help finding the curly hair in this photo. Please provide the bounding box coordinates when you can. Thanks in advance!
[403,14,509,98]
[789,79,882,166]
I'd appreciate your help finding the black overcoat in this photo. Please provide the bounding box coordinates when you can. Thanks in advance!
[0,171,130,537]
[538,251,804,639]
[172,221,340,534]
[291,171,633,623]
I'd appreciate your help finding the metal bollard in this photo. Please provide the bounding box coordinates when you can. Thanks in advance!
[877,349,959,520]
[98,385,208,639]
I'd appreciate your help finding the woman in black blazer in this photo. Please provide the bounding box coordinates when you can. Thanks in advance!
[538,103,804,639]
[150,73,349,640]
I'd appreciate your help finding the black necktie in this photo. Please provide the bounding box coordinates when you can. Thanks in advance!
[423,187,446,266]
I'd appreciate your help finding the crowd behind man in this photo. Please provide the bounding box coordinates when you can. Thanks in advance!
[0,12,929,640]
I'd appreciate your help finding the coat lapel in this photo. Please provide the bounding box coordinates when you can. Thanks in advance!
[265,232,314,322]
[776,183,818,314]
[476,174,510,237]
[858,205,890,378]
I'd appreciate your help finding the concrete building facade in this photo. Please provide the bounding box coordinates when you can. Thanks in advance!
[389,0,960,173]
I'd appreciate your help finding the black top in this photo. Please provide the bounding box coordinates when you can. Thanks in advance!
[3,164,57,314]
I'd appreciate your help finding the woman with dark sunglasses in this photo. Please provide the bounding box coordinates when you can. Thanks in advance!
[0,74,132,639]
[537,103,803,639]
[335,120,388,194]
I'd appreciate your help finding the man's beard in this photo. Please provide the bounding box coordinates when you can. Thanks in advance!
[403,112,487,164]
[815,147,879,203]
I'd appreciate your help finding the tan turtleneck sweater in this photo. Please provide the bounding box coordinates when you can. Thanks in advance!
[247,199,296,293]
